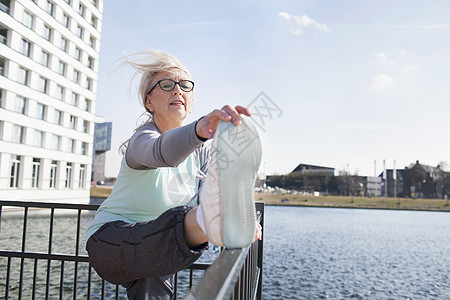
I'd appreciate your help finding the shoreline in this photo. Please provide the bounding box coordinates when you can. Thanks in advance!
[257,194,450,213]
[90,186,450,212]
[261,200,450,213]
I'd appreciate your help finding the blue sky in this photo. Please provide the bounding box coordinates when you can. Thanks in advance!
[96,0,450,178]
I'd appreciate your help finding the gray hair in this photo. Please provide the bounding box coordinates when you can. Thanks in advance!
[117,50,193,154]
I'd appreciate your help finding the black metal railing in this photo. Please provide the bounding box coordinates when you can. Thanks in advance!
[186,202,264,300]
[0,200,263,299]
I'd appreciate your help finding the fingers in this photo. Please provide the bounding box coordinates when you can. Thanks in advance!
[221,105,252,125]
[253,223,262,243]
[234,105,252,117]
[195,105,252,140]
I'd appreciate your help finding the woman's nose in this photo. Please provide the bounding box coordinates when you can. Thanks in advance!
[172,83,183,94]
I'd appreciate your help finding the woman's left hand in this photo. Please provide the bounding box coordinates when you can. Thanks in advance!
[196,105,251,139]
[254,223,262,242]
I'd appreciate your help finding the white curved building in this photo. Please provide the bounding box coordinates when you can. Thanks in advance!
[0,0,103,203]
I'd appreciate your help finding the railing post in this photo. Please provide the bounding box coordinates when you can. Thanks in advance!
[255,202,264,300]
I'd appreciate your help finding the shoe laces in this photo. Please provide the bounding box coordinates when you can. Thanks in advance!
[186,166,207,206]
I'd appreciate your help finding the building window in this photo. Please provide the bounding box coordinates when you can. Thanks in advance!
[62,13,70,27]
[35,103,45,120]
[0,26,7,45]
[90,15,97,28]
[83,120,89,133]
[85,77,92,90]
[41,51,50,67]
[21,39,31,57]
[15,96,27,114]
[0,57,5,76]
[69,115,76,129]
[73,69,80,83]
[81,142,88,155]
[90,0,98,8]
[49,160,57,188]
[58,60,66,75]
[65,162,72,188]
[56,85,64,100]
[71,92,78,106]
[0,89,3,108]
[67,138,75,153]
[0,1,10,14]
[43,25,52,41]
[54,109,62,125]
[74,47,81,61]
[79,164,85,188]
[12,125,25,144]
[84,99,91,112]
[17,67,29,85]
[33,129,43,147]
[22,11,34,29]
[50,134,60,150]
[60,37,68,52]
[76,25,83,39]
[78,4,85,17]
[87,56,94,69]
[31,158,41,188]
[39,77,48,94]
[64,0,71,5]
[89,36,96,49]
[9,155,21,188]
[46,1,54,16]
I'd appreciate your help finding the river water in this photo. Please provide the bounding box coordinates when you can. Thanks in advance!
[262,206,450,299]
[1,205,449,299]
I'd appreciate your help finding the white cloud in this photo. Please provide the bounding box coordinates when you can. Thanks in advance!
[403,64,418,76]
[278,11,291,21]
[372,74,395,90]
[375,52,388,64]
[278,11,329,34]
[375,52,396,65]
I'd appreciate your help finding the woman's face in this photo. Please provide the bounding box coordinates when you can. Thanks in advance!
[145,68,194,127]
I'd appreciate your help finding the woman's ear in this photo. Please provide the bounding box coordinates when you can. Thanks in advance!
[145,95,154,113]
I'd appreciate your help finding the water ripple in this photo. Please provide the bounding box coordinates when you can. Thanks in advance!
[262,206,450,299]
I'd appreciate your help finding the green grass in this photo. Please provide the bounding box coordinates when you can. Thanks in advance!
[90,185,113,198]
[91,185,450,212]
[257,193,450,212]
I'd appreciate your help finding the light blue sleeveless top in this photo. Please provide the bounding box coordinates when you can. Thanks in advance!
[86,153,200,241]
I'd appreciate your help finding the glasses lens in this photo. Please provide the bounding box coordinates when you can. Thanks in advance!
[159,80,175,91]
[180,80,194,92]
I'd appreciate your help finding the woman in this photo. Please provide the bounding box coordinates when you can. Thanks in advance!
[86,50,261,299]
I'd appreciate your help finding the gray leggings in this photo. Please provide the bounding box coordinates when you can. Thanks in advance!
[86,206,208,299]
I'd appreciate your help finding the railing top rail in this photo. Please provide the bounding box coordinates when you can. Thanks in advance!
[185,247,250,300]
[186,203,264,300]
[0,200,100,210]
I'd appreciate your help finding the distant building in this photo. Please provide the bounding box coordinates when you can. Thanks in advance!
[366,176,382,197]
[92,121,111,184]
[378,169,406,197]
[0,0,104,203]
[291,163,335,176]
[402,161,449,199]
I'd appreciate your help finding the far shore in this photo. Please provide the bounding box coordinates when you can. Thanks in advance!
[90,185,450,212]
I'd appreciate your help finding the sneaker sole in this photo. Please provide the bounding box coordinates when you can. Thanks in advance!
[212,117,262,248]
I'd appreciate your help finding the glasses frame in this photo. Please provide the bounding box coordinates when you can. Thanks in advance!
[147,79,194,95]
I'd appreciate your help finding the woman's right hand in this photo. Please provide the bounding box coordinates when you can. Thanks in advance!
[196,105,252,139]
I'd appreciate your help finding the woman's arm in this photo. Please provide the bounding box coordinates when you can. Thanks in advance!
[126,121,204,169]
[126,105,252,170]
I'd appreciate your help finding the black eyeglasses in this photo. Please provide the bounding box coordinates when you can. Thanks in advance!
[147,79,194,95]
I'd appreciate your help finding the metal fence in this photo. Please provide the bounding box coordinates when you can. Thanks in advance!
[0,200,263,299]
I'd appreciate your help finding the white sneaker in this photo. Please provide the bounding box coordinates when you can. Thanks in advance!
[199,117,262,248]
